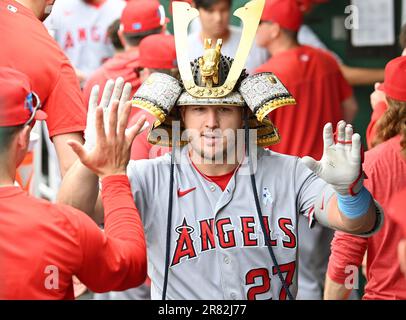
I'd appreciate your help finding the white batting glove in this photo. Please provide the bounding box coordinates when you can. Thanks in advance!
[84,77,133,151]
[301,120,364,196]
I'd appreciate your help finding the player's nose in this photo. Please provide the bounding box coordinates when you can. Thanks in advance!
[205,108,219,129]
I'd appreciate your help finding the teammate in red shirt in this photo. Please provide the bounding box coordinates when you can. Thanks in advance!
[0,67,148,299]
[0,0,86,175]
[325,57,406,300]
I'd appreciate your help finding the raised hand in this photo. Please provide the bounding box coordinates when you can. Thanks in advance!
[68,100,148,179]
[84,77,133,151]
[301,120,364,196]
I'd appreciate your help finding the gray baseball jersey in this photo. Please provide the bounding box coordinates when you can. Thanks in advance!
[127,146,333,300]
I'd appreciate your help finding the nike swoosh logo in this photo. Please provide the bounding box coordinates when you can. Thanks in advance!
[177,187,196,197]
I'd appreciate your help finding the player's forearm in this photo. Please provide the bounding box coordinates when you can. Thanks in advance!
[52,132,84,176]
[327,195,377,235]
[324,274,352,300]
[86,175,147,292]
[57,159,100,217]
[339,64,384,86]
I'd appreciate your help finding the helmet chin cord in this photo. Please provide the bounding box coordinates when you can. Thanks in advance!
[162,148,175,300]
[243,109,295,300]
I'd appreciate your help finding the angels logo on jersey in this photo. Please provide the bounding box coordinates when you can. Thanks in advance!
[170,215,297,267]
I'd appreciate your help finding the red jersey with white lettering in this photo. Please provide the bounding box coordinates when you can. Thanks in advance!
[45,0,125,78]
[0,0,86,138]
[255,45,353,160]
[127,146,333,299]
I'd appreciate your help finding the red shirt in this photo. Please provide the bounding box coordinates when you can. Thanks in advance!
[83,50,142,106]
[255,45,352,159]
[327,136,406,299]
[0,0,86,138]
[0,175,147,299]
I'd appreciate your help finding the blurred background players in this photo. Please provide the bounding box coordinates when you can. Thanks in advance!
[187,0,268,74]
[83,0,168,105]
[45,0,126,85]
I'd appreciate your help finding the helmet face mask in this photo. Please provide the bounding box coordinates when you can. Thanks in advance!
[131,0,296,147]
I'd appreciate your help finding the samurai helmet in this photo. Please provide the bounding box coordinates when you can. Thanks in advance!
[132,0,296,147]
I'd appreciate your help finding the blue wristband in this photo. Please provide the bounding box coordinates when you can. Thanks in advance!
[337,186,372,219]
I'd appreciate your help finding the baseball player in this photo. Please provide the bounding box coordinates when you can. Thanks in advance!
[93,33,177,300]
[44,0,126,84]
[59,0,383,300]
[0,67,148,299]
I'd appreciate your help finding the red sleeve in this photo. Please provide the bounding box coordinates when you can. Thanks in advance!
[75,175,147,293]
[327,231,368,284]
[366,101,388,149]
[46,59,86,138]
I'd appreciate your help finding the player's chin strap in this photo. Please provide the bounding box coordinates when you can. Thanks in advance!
[244,109,295,301]
[162,148,175,300]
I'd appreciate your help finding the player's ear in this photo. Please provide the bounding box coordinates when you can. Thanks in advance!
[17,126,31,151]
[269,22,281,40]
[118,26,126,48]
[14,125,31,167]
[140,68,151,82]
[180,106,186,123]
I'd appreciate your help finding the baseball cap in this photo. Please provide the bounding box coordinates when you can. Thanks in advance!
[0,67,47,127]
[120,0,168,34]
[139,34,177,69]
[296,0,328,13]
[378,56,406,101]
[261,0,303,32]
